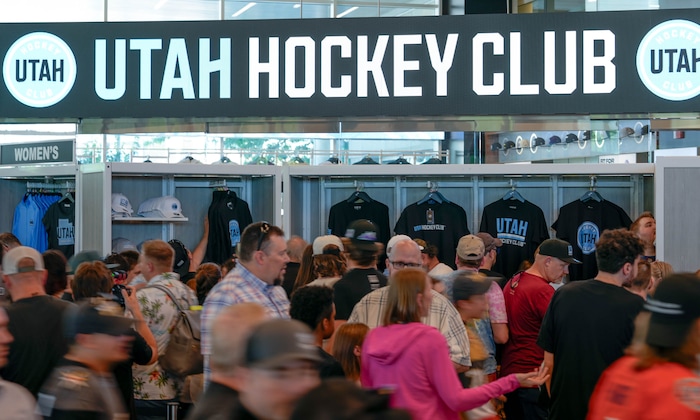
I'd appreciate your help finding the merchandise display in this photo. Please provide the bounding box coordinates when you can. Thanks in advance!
[137,196,186,219]
[327,191,391,249]
[111,193,134,219]
[204,190,253,264]
[13,193,62,253]
[42,195,76,258]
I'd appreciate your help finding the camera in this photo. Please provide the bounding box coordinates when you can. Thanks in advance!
[111,284,131,308]
[112,270,128,284]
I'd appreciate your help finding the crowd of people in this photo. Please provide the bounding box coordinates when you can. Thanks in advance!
[0,210,699,420]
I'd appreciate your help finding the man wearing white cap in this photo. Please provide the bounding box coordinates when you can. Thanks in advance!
[348,235,471,373]
[0,246,73,396]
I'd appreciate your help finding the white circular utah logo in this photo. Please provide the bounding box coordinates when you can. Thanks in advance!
[3,32,77,108]
[636,20,700,101]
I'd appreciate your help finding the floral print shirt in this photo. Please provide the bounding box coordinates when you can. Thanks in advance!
[132,272,197,400]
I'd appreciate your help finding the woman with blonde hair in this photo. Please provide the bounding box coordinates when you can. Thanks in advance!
[361,268,548,420]
[649,260,673,296]
[332,322,369,384]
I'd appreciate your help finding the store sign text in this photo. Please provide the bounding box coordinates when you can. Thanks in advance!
[92,29,617,101]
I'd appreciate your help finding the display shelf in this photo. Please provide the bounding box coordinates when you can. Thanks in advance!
[112,217,189,222]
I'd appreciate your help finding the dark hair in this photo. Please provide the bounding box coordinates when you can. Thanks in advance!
[238,222,285,262]
[0,232,21,259]
[221,257,237,276]
[71,261,112,300]
[119,250,140,270]
[291,378,412,420]
[195,263,222,305]
[104,253,129,272]
[289,285,334,331]
[343,238,378,267]
[595,228,644,274]
[292,244,315,293]
[43,250,68,296]
[457,256,482,269]
[312,254,347,280]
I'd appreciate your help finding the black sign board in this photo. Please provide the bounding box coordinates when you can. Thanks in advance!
[0,9,698,119]
[0,140,74,165]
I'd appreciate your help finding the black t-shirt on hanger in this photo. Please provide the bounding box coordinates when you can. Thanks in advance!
[394,200,469,269]
[42,199,75,258]
[327,198,391,247]
[205,190,253,264]
[479,199,549,279]
[552,199,632,281]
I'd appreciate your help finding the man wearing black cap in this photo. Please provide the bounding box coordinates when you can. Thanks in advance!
[236,319,321,420]
[36,298,134,419]
[537,229,645,420]
[501,238,580,420]
[333,220,387,327]
[169,239,198,285]
[588,273,700,420]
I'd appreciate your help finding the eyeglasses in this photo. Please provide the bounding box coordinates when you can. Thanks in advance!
[389,261,422,269]
[256,222,271,251]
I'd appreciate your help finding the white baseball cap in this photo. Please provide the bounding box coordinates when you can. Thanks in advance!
[112,237,137,253]
[312,235,344,256]
[3,246,44,275]
[386,234,416,255]
[111,193,133,216]
[137,196,185,218]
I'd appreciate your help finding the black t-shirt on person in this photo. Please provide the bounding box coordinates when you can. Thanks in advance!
[536,280,644,420]
[0,295,73,396]
[479,199,549,279]
[185,382,257,420]
[333,268,387,320]
[318,347,345,379]
[395,200,469,269]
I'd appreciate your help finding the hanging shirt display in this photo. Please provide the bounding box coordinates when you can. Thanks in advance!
[327,197,390,248]
[13,193,61,253]
[42,198,76,258]
[205,190,253,264]
[394,200,469,269]
[479,199,549,279]
[552,199,632,281]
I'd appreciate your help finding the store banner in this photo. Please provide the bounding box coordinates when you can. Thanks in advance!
[0,140,74,164]
[0,9,698,118]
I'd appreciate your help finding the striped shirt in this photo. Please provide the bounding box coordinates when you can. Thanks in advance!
[201,264,290,380]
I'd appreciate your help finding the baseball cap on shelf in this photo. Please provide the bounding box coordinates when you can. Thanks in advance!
[538,239,581,264]
[503,140,516,150]
[112,237,137,254]
[111,193,133,218]
[387,234,416,255]
[312,235,344,256]
[475,232,502,253]
[619,127,635,139]
[533,137,546,146]
[549,135,562,145]
[63,298,134,339]
[244,319,321,369]
[644,273,700,348]
[344,220,379,252]
[457,235,485,261]
[490,142,502,151]
[518,138,530,148]
[68,251,120,274]
[168,239,190,277]
[2,246,44,275]
[137,196,185,219]
[452,271,495,302]
[565,133,578,143]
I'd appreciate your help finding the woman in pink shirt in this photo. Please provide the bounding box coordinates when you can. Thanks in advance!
[361,269,548,420]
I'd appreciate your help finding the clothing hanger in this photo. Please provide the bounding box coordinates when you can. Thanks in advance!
[502,180,525,202]
[580,176,603,202]
[346,181,373,203]
[417,182,450,205]
[59,191,75,203]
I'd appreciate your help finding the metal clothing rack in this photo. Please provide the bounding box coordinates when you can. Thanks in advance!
[26,181,76,192]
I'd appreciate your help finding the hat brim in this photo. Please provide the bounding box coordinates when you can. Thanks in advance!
[453,278,493,301]
[559,256,582,264]
[350,239,379,252]
[250,352,322,370]
[646,317,692,348]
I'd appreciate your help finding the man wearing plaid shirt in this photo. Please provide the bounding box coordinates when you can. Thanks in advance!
[201,221,291,384]
[348,236,471,372]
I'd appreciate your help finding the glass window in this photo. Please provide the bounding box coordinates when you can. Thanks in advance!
[0,0,104,22]
[108,0,219,22]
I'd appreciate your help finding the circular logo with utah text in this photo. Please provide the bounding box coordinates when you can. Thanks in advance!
[3,32,77,108]
[636,20,700,101]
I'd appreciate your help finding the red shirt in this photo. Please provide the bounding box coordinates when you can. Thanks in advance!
[588,356,700,420]
[500,271,554,377]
